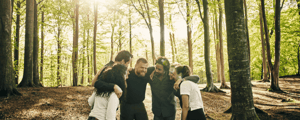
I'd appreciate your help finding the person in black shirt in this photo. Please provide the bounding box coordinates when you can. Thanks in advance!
[120,58,150,120]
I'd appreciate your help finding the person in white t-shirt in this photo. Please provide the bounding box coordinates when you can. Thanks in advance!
[169,65,206,120]
[88,64,128,120]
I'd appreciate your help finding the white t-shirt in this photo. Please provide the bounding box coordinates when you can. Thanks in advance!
[88,92,119,120]
[180,81,204,111]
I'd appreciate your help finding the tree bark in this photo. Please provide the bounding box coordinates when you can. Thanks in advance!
[159,0,165,56]
[259,3,269,82]
[243,0,250,66]
[40,11,44,85]
[14,0,21,85]
[93,2,97,75]
[129,6,132,67]
[40,11,45,85]
[186,0,193,73]
[270,0,281,91]
[18,0,34,87]
[111,24,115,61]
[170,33,175,63]
[0,0,21,97]
[200,0,221,92]
[224,0,259,119]
[81,30,86,85]
[87,15,91,83]
[73,0,79,86]
[57,27,61,87]
[33,0,41,87]
[214,9,221,83]
[219,0,230,89]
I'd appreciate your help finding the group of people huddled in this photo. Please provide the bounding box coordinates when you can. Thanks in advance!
[87,50,206,120]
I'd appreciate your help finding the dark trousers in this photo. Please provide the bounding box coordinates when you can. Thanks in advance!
[153,114,175,120]
[120,102,148,120]
[187,108,206,120]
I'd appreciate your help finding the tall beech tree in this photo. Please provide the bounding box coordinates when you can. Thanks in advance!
[72,0,79,86]
[259,2,268,82]
[196,0,222,92]
[186,0,193,73]
[18,0,35,87]
[224,0,259,119]
[131,0,156,64]
[218,0,229,89]
[14,0,24,85]
[93,1,97,75]
[0,0,21,97]
[33,0,42,87]
[159,0,165,56]
[40,11,44,84]
[262,0,283,91]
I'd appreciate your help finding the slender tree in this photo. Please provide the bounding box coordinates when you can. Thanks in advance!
[218,0,229,89]
[72,0,79,86]
[14,0,23,85]
[159,0,165,56]
[131,0,156,64]
[196,0,222,92]
[129,6,133,67]
[0,0,21,97]
[18,0,35,87]
[33,0,42,87]
[259,3,269,82]
[93,1,97,75]
[224,0,259,119]
[186,0,193,73]
[40,10,44,85]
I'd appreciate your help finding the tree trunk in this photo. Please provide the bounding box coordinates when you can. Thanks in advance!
[40,11,44,85]
[81,30,86,85]
[243,0,250,67]
[214,10,221,83]
[111,25,115,61]
[219,0,229,89]
[18,0,34,87]
[14,0,21,85]
[298,42,300,75]
[186,0,193,73]
[57,27,61,87]
[159,0,165,56]
[170,33,175,63]
[0,0,21,97]
[33,0,41,87]
[224,0,259,119]
[129,6,132,67]
[270,0,281,91]
[259,3,269,82]
[87,15,91,83]
[73,0,79,86]
[200,0,221,92]
[93,2,97,75]
[173,34,178,62]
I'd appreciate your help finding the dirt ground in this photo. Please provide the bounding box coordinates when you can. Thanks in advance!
[1,78,300,120]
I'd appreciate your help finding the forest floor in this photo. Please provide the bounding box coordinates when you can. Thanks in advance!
[1,77,300,120]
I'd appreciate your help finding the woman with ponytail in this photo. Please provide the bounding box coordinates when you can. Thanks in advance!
[169,65,206,120]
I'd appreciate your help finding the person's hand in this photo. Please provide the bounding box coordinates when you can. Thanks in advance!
[128,67,133,72]
[174,78,183,90]
[114,85,123,98]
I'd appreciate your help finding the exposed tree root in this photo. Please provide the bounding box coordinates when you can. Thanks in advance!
[224,106,267,114]
[220,84,230,89]
[0,88,22,98]
[201,84,226,93]
[268,88,285,93]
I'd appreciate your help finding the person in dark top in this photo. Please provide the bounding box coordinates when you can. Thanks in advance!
[92,50,133,98]
[120,58,149,120]
[94,57,199,120]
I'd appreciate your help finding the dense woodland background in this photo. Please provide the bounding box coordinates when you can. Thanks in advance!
[8,0,299,87]
[1,0,300,119]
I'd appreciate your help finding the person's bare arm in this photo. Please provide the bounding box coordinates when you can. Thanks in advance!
[181,95,189,120]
